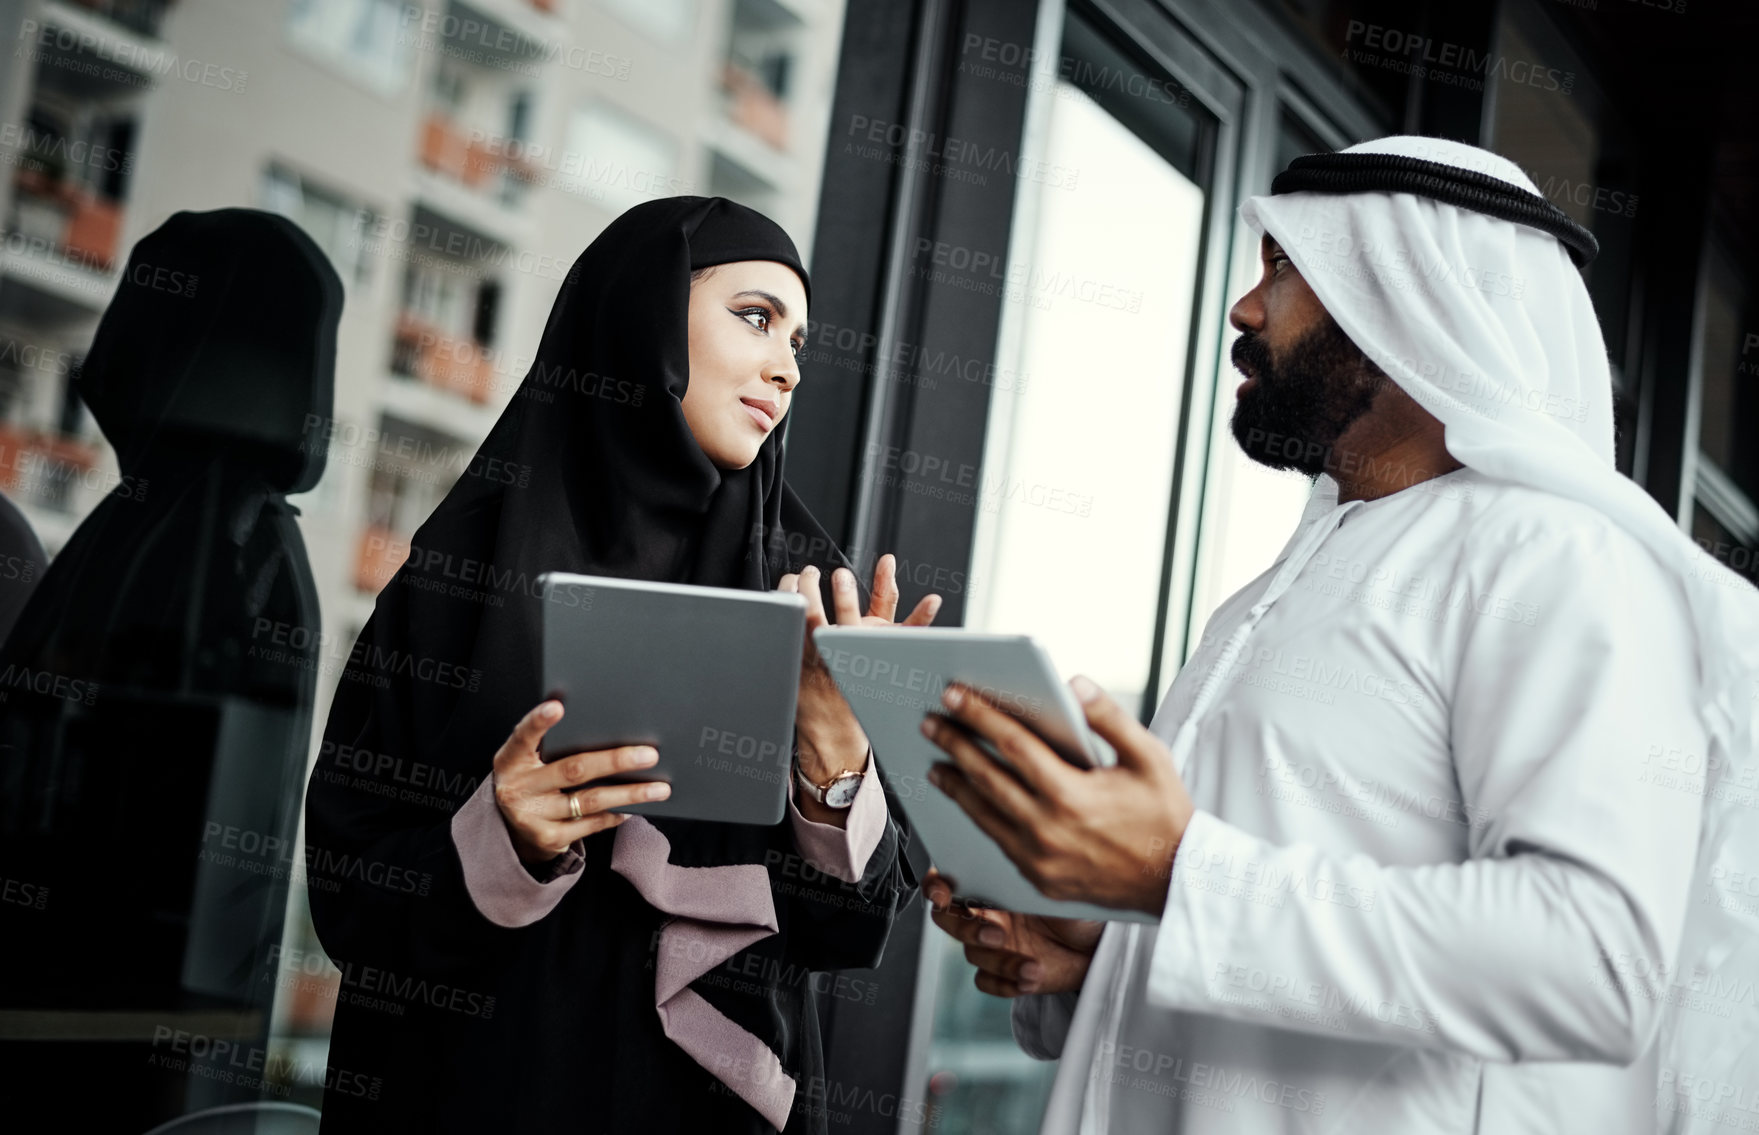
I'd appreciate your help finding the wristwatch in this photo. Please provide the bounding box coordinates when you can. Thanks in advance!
[794,748,870,810]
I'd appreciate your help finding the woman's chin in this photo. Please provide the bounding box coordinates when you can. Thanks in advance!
[707,440,764,471]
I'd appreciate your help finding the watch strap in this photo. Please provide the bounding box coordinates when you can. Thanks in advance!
[793,746,871,809]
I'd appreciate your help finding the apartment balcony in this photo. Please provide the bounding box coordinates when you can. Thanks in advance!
[62,0,175,38]
[391,312,499,405]
[0,421,100,513]
[11,168,125,271]
[353,524,410,594]
[721,62,790,151]
[450,0,565,51]
[417,112,539,212]
[30,0,175,98]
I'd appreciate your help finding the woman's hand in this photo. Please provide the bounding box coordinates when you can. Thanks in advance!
[779,555,941,796]
[492,700,671,863]
[923,869,1102,997]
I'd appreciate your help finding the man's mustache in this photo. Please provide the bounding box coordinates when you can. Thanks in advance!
[1232,333,1273,383]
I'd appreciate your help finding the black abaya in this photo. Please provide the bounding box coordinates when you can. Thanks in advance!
[304,197,912,1134]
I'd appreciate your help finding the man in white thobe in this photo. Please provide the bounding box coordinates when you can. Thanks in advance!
[919,136,1759,1134]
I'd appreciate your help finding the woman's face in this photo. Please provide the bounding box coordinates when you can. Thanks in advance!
[682,259,808,470]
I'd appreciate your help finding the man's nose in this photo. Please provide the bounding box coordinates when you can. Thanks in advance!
[1229,287,1265,335]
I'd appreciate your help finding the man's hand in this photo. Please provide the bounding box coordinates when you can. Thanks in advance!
[923,870,1101,997]
[923,676,1194,916]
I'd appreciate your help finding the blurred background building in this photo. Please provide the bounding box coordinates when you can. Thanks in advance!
[0,0,1752,1130]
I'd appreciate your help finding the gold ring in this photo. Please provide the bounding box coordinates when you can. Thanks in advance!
[568,792,582,820]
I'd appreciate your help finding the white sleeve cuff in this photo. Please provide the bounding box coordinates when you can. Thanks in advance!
[1146,809,1246,1009]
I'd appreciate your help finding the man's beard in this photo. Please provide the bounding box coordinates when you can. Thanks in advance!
[1230,315,1391,476]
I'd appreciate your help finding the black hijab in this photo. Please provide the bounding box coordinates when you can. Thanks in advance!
[318,195,850,874]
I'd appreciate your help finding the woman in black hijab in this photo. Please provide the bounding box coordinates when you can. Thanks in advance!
[304,197,933,1133]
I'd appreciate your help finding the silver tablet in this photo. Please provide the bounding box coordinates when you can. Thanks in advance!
[814,627,1157,924]
[538,572,806,825]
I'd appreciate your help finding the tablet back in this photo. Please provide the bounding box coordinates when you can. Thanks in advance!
[539,572,805,825]
[815,627,1157,924]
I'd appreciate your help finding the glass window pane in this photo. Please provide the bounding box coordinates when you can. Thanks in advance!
[560,99,685,211]
[1487,0,1640,375]
[285,0,412,96]
[1697,245,1758,500]
[965,81,1204,709]
[942,15,1216,1130]
[1692,502,1758,591]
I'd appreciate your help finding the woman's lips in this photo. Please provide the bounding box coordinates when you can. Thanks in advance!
[740,398,778,431]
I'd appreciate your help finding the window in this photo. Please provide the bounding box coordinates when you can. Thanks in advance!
[260,164,377,288]
[1486,0,1640,381]
[286,0,413,97]
[560,100,684,211]
[599,0,699,45]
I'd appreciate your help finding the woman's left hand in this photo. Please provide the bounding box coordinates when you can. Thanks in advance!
[779,555,940,793]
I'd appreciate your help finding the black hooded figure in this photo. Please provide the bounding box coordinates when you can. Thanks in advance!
[305,197,915,1133]
[0,208,339,1126]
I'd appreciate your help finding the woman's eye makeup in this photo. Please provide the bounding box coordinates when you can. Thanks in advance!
[731,304,804,354]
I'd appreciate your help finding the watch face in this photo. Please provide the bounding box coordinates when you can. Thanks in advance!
[823,773,863,809]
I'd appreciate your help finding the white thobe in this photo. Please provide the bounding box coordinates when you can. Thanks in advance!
[1014,468,1708,1134]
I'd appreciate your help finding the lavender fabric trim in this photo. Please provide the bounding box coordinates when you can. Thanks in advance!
[611,816,795,1129]
[451,760,892,1128]
[451,774,586,928]
[786,758,886,883]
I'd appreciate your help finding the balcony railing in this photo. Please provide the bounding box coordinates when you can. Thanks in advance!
[11,168,124,270]
[354,525,411,593]
[0,422,100,513]
[721,62,790,151]
[65,0,174,39]
[418,112,536,208]
[391,312,496,404]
